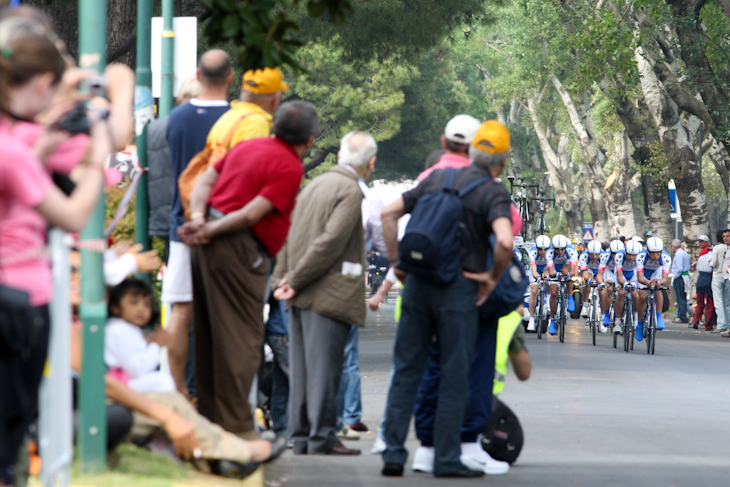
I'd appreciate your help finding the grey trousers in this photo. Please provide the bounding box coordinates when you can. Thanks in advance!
[288,307,350,454]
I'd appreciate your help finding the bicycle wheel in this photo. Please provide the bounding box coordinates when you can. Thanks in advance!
[591,309,597,346]
[650,303,657,355]
[646,303,653,354]
[559,293,566,343]
[536,290,544,340]
[622,301,630,352]
[629,301,635,351]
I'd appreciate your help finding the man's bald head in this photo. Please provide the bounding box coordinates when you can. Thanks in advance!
[198,49,232,87]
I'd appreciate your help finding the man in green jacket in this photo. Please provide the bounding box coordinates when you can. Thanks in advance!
[273,132,377,456]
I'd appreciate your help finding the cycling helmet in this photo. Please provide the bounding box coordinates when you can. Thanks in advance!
[647,236,664,252]
[609,240,625,253]
[587,240,602,255]
[536,235,551,249]
[552,234,568,249]
[625,239,642,255]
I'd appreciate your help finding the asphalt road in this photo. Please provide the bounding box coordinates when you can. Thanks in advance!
[266,300,730,487]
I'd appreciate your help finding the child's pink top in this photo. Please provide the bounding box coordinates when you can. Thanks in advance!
[0,120,54,305]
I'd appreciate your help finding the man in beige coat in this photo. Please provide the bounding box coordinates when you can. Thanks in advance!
[273,132,376,456]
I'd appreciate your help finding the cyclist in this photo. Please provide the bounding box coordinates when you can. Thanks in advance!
[596,240,625,329]
[546,234,578,335]
[635,236,671,340]
[579,240,604,318]
[614,239,642,333]
[527,235,552,331]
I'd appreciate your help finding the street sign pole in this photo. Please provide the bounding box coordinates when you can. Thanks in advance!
[159,0,175,117]
[77,0,108,473]
[134,0,153,280]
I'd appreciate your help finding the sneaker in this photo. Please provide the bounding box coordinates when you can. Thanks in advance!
[460,442,509,475]
[599,324,607,333]
[636,321,644,341]
[371,433,386,454]
[548,319,556,335]
[657,314,665,330]
[613,324,623,334]
[337,427,360,440]
[602,313,610,327]
[580,303,589,318]
[527,317,536,332]
[411,446,434,473]
[567,295,575,312]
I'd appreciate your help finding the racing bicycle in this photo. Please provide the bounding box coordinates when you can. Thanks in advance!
[586,279,601,346]
[642,285,667,355]
[535,278,549,339]
[617,282,636,352]
[555,273,571,343]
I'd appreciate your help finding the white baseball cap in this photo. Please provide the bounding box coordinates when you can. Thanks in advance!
[444,114,481,144]
[698,235,710,242]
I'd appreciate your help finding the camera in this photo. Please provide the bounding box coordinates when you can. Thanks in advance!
[57,102,110,135]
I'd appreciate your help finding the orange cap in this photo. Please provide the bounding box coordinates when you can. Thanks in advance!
[242,67,289,94]
[471,120,511,154]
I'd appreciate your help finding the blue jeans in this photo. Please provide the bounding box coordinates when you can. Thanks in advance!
[414,310,498,446]
[265,334,290,435]
[673,276,688,322]
[336,325,362,429]
[382,274,479,474]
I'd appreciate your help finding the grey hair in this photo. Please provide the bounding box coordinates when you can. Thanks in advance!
[338,131,378,169]
[469,146,509,169]
[671,239,682,249]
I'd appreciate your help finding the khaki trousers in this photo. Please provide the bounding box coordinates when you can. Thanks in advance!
[191,229,269,435]
[132,391,252,464]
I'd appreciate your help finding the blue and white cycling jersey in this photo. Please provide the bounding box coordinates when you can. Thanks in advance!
[529,246,551,273]
[515,248,524,262]
[598,250,618,272]
[546,244,578,272]
[636,249,672,277]
[578,250,602,274]
[614,249,638,279]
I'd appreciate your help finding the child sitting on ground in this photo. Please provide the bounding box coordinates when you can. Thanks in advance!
[105,279,175,394]
[103,279,284,477]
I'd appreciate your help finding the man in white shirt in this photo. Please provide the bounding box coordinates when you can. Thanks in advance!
[709,230,730,333]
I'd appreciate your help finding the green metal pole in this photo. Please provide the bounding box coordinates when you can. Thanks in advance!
[77,0,107,473]
[135,0,153,279]
[159,0,174,117]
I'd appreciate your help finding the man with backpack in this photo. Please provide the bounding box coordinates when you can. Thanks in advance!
[380,120,514,478]
[163,50,232,397]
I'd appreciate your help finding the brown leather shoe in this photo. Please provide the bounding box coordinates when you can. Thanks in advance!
[319,442,361,455]
[347,422,369,432]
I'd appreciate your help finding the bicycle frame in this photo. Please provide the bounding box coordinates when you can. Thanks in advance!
[557,274,570,343]
[587,281,600,346]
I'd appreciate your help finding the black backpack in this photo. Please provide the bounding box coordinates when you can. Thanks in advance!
[397,168,492,285]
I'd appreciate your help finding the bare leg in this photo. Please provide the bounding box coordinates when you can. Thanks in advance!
[549,284,558,319]
[529,283,539,317]
[167,302,192,397]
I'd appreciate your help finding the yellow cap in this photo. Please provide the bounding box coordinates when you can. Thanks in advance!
[242,67,289,94]
[471,120,511,154]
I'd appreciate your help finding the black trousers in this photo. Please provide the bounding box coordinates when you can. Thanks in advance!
[0,305,50,485]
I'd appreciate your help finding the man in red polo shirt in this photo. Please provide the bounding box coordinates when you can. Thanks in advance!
[179,101,319,439]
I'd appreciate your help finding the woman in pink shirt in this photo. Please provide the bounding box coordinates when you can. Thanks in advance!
[0,27,131,486]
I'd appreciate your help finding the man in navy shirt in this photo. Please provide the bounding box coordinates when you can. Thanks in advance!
[162,49,232,397]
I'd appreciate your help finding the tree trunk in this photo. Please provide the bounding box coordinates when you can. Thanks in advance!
[604,133,638,238]
[27,0,205,67]
[527,96,583,238]
[635,46,709,254]
[606,87,674,241]
[551,75,612,239]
